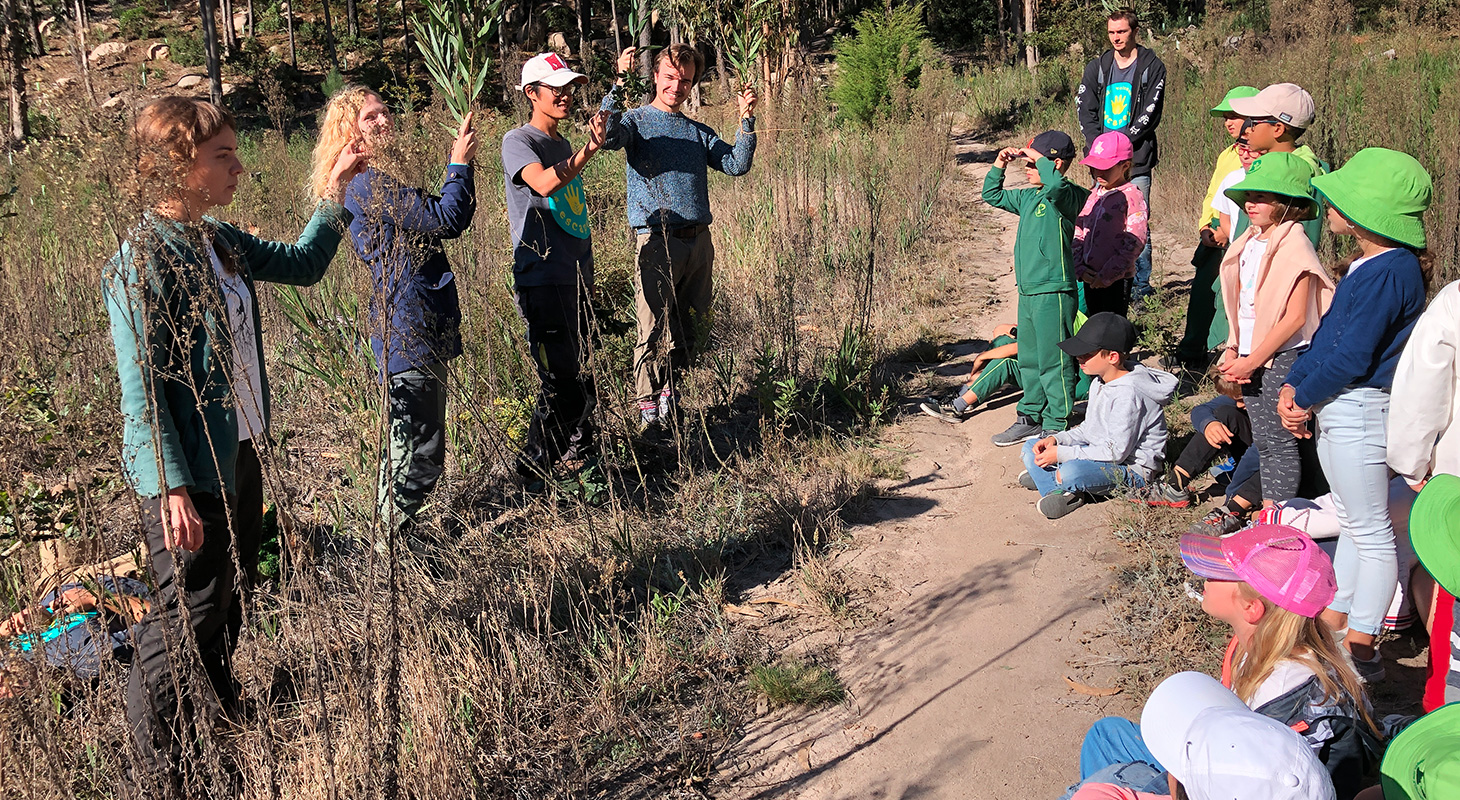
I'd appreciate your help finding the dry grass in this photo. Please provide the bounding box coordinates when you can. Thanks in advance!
[0,58,961,797]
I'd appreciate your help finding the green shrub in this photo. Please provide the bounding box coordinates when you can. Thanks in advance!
[831,3,932,128]
[321,67,346,98]
[118,6,162,40]
[164,28,206,66]
[750,660,846,707]
[255,1,283,34]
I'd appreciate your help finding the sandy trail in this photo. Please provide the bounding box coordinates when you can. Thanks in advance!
[720,133,1176,799]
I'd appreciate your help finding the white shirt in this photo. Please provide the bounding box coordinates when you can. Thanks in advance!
[1248,659,1318,709]
[1212,167,1246,226]
[1236,236,1268,355]
[208,243,265,442]
[1388,280,1460,485]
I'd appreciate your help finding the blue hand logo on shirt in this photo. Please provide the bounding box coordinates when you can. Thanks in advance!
[549,176,591,240]
[1104,82,1133,130]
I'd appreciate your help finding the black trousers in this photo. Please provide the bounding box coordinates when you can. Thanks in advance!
[126,440,262,795]
[516,284,597,472]
[1174,402,1253,480]
[1084,279,1131,318]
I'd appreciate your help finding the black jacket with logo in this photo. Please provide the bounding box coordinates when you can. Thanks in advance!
[1076,45,1167,177]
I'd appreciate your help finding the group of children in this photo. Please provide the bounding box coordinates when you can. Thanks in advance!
[94,46,758,793]
[925,78,1460,798]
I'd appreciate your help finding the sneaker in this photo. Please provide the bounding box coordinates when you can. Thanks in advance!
[919,398,967,424]
[1208,455,1237,480]
[992,416,1043,447]
[1017,469,1038,491]
[1353,651,1386,684]
[1129,481,1192,508]
[1188,506,1243,537]
[637,406,660,434]
[658,390,679,423]
[1037,491,1085,519]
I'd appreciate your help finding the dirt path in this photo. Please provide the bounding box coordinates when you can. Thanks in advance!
[720,134,1170,799]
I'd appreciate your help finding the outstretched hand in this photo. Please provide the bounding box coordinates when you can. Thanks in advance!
[450,111,479,165]
[737,86,758,119]
[586,110,608,150]
[615,47,639,80]
[326,139,368,201]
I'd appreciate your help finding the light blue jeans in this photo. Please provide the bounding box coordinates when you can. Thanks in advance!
[1315,387,1397,636]
[1056,717,1170,800]
[1021,439,1147,497]
[1130,174,1153,302]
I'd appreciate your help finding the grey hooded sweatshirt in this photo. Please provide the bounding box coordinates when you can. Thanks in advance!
[1053,363,1178,478]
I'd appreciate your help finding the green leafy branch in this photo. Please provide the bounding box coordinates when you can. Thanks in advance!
[726,0,770,90]
[411,0,503,125]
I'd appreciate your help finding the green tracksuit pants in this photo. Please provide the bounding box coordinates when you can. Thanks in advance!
[1015,290,1079,431]
[1178,242,1230,361]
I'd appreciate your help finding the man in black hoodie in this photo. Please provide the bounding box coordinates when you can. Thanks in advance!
[1076,10,1166,304]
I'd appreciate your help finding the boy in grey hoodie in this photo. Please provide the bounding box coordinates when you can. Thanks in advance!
[1020,313,1178,519]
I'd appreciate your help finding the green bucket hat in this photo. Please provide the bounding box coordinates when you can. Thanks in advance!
[1409,473,1460,596]
[1310,147,1432,249]
[1380,703,1460,800]
[1223,151,1317,209]
[1210,85,1260,116]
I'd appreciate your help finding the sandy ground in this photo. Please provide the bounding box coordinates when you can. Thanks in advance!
[719,134,1197,799]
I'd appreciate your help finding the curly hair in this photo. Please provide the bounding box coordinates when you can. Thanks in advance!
[311,84,379,200]
[134,96,236,204]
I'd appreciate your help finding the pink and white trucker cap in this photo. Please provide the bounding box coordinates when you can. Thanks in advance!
[1081,131,1134,170]
[518,52,588,91]
[1179,523,1337,618]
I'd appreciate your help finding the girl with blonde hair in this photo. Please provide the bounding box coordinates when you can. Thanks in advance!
[312,85,478,527]
[106,95,363,793]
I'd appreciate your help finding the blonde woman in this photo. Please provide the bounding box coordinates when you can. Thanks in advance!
[312,86,478,527]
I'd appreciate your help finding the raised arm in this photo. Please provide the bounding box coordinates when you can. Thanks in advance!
[705,118,757,177]
[227,199,354,286]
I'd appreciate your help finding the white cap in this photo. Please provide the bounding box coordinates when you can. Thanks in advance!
[1228,83,1316,129]
[518,52,587,91]
[1140,672,1335,800]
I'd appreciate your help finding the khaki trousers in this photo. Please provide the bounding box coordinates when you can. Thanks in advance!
[633,227,714,404]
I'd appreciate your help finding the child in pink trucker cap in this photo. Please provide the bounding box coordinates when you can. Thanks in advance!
[1074,131,1148,318]
[1180,523,1379,799]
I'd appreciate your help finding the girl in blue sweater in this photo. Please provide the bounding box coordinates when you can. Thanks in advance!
[1278,148,1433,680]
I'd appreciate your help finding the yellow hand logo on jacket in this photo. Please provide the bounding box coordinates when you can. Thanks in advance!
[549,176,591,239]
[564,182,585,216]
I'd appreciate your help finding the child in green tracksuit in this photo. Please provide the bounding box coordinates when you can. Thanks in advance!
[982,131,1090,447]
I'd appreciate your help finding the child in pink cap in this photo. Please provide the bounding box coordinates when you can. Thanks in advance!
[1074,131,1149,317]
[1067,524,1378,800]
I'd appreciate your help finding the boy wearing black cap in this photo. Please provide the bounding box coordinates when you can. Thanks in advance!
[979,130,1091,447]
[1020,313,1177,519]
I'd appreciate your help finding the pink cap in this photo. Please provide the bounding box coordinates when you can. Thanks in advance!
[1179,523,1337,618]
[1081,131,1134,170]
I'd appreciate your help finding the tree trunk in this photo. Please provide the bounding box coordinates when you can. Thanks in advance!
[199,0,223,104]
[576,0,588,66]
[609,0,620,54]
[344,0,357,38]
[319,0,338,69]
[994,0,1004,60]
[374,0,382,49]
[22,0,40,55]
[636,0,650,100]
[285,0,295,64]
[668,20,679,46]
[246,0,254,36]
[73,0,94,105]
[4,0,28,148]
[219,0,235,58]
[714,39,729,99]
[1023,0,1036,71]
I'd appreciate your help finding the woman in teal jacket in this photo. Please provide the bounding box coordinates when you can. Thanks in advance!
[103,96,363,793]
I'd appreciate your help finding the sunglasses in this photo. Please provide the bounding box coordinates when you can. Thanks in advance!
[530,83,575,98]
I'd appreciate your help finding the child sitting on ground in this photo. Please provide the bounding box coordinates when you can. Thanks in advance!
[1133,366,1250,508]
[919,316,1093,424]
[1074,524,1378,800]
[1071,671,1338,800]
[1018,313,1176,519]
[1074,131,1150,318]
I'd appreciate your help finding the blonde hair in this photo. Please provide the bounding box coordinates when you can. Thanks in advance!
[1230,583,1377,732]
[134,96,236,204]
[311,85,379,200]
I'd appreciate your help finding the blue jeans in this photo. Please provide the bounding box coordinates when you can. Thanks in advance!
[1056,717,1170,800]
[1021,439,1147,497]
[1130,174,1153,302]
[1316,387,1397,636]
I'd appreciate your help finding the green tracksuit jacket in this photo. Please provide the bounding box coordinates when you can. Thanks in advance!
[983,159,1089,430]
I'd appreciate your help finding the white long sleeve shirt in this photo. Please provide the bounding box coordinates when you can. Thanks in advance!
[1388,280,1460,485]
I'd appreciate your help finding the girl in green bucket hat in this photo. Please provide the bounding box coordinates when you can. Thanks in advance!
[1276,148,1434,681]
[1214,151,1335,513]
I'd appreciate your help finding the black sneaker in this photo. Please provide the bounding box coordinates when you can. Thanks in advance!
[919,398,967,424]
[1188,506,1243,536]
[992,415,1043,447]
[1017,469,1038,491]
[1128,481,1193,508]
[1038,491,1085,519]
[1353,651,1386,684]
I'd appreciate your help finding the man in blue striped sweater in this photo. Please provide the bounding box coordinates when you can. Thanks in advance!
[601,44,758,432]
